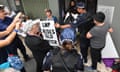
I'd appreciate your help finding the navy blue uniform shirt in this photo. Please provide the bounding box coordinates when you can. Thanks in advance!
[0,17,17,64]
[71,12,94,36]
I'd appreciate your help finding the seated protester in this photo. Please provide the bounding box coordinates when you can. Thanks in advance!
[42,31,84,72]
[25,19,52,72]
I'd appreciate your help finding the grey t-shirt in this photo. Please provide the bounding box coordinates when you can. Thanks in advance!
[89,23,111,48]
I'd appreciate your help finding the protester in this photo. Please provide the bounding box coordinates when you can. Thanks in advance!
[25,19,52,72]
[44,8,60,34]
[86,12,113,71]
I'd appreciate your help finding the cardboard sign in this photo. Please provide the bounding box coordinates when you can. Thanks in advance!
[40,20,59,46]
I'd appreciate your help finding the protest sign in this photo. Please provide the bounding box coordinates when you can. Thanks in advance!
[40,20,59,46]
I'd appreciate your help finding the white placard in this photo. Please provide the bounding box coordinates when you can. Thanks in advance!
[98,5,119,58]
[97,5,115,25]
[40,20,59,46]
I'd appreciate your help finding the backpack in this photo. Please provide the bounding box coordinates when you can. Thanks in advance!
[51,47,83,72]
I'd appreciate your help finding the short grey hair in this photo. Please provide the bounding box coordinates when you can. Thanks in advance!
[27,19,40,32]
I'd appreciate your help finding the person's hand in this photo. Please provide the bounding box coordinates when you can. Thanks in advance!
[13,12,23,23]
[55,23,60,28]
[15,21,22,30]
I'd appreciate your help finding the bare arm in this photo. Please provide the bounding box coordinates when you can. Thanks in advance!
[60,24,71,29]
[54,23,71,29]
[0,22,16,38]
[0,31,17,47]
[0,12,22,38]
[0,20,21,48]
[86,32,92,39]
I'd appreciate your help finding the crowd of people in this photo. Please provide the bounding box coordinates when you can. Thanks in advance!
[0,0,115,72]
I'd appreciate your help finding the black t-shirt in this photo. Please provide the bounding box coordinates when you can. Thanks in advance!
[25,34,52,52]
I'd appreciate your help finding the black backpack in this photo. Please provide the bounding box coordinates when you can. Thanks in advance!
[51,47,84,72]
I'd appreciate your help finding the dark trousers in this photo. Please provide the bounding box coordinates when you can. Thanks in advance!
[32,50,48,72]
[80,36,90,63]
[15,37,28,58]
[21,67,26,72]
[90,47,103,69]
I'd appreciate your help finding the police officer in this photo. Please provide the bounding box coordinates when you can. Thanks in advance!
[0,5,27,72]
